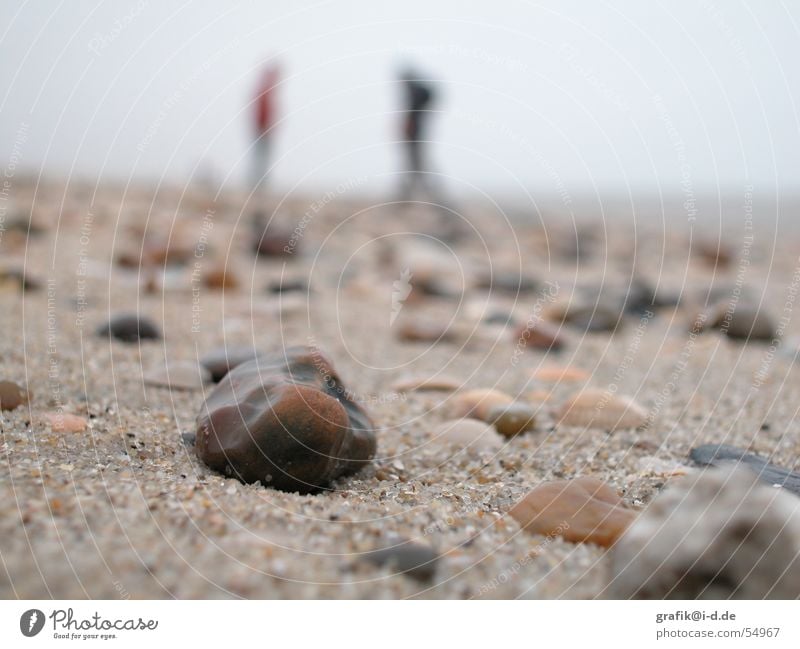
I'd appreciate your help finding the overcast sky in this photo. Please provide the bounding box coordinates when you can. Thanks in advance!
[1,0,798,199]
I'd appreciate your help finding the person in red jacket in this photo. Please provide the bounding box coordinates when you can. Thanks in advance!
[251,63,280,195]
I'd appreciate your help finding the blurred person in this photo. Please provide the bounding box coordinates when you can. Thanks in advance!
[397,66,442,204]
[251,62,280,196]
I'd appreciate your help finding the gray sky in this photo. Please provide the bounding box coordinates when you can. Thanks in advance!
[1,0,798,198]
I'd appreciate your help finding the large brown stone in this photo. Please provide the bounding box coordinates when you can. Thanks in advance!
[509,477,636,547]
[196,347,376,493]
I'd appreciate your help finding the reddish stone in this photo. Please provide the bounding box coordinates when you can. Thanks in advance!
[196,347,376,493]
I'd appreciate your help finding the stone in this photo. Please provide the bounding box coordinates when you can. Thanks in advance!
[144,362,212,391]
[200,346,262,383]
[691,301,775,341]
[0,268,40,291]
[266,278,309,294]
[252,217,295,257]
[447,389,514,421]
[532,365,590,383]
[195,346,376,493]
[513,319,565,352]
[432,418,501,451]
[96,314,161,343]
[0,381,31,411]
[45,413,88,433]
[475,272,539,295]
[391,375,462,393]
[563,303,622,333]
[395,320,457,343]
[361,543,439,581]
[488,403,536,438]
[509,477,636,547]
[690,444,800,496]
[692,239,733,270]
[203,264,239,290]
[557,388,649,431]
[608,467,800,599]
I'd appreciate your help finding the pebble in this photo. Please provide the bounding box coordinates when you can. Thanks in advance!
[44,413,88,433]
[0,268,40,291]
[266,278,309,294]
[487,403,536,438]
[513,319,565,351]
[391,375,462,393]
[557,388,649,431]
[690,444,800,496]
[251,218,295,257]
[200,346,261,382]
[692,239,733,269]
[432,418,501,451]
[144,362,212,391]
[447,389,514,421]
[195,346,376,493]
[395,320,457,343]
[691,301,776,341]
[608,467,800,599]
[0,380,31,411]
[96,314,161,343]
[361,543,439,582]
[474,272,539,295]
[563,303,622,333]
[532,365,590,383]
[509,476,636,547]
[202,264,240,290]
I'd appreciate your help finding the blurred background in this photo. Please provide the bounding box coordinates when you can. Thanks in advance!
[0,0,798,205]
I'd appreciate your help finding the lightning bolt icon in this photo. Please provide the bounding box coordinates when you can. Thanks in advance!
[28,611,37,632]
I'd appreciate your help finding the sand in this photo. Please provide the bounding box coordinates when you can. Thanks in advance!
[2,179,800,599]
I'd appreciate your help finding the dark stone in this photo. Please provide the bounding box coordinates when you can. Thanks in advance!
[0,268,40,291]
[195,346,376,493]
[690,444,800,496]
[266,278,309,294]
[0,380,31,411]
[475,272,539,295]
[96,314,161,343]
[361,543,439,582]
[513,319,565,351]
[181,431,196,446]
[691,302,775,341]
[251,214,295,257]
[563,304,622,333]
[200,346,261,382]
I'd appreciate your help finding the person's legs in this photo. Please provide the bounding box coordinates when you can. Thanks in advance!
[251,136,270,196]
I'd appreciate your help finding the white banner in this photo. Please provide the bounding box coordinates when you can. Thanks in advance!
[1,601,798,648]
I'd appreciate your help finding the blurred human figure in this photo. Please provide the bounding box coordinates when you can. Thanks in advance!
[397,66,440,203]
[251,63,280,196]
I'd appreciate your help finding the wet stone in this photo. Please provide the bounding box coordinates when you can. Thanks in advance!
[509,476,636,548]
[361,543,439,582]
[609,467,800,599]
[96,314,161,343]
[0,380,31,411]
[195,346,376,493]
[200,347,261,383]
[690,444,800,496]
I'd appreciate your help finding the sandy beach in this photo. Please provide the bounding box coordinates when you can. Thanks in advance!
[2,179,800,599]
